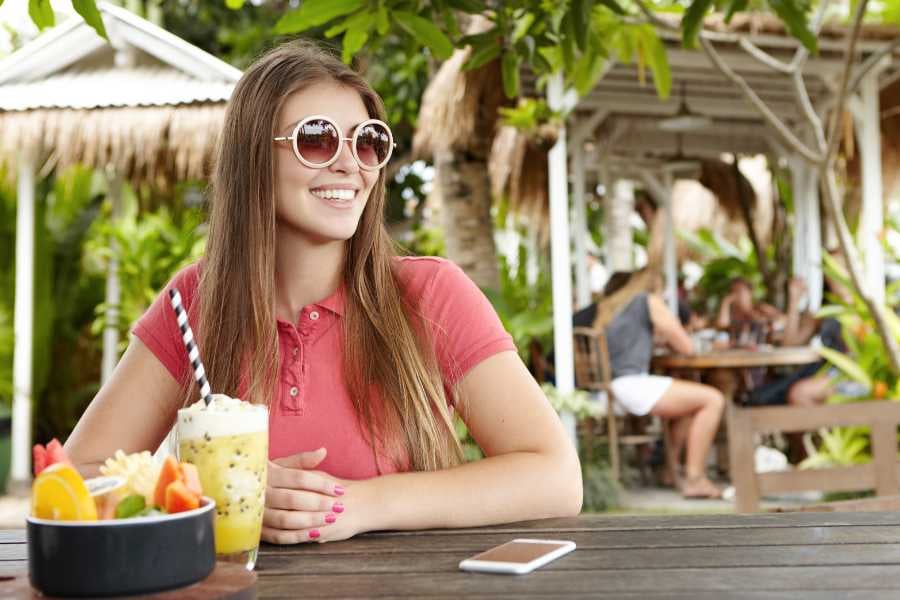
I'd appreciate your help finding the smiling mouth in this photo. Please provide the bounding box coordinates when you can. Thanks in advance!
[311,188,357,202]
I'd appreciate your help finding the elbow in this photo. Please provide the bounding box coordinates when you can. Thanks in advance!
[552,447,584,517]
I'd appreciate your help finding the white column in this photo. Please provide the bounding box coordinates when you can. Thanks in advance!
[571,147,591,309]
[791,156,810,311]
[547,73,576,444]
[857,73,886,303]
[663,171,678,314]
[805,166,823,311]
[12,155,35,481]
[606,180,635,272]
[101,171,123,383]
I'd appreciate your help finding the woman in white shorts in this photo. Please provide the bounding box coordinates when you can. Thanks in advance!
[586,272,726,499]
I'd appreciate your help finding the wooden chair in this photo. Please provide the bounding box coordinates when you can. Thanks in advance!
[572,326,676,483]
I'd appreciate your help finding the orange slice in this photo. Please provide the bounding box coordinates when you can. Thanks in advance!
[32,463,98,521]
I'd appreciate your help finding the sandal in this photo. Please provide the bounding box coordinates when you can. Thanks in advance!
[681,476,723,499]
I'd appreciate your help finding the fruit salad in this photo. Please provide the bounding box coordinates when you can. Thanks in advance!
[30,440,206,522]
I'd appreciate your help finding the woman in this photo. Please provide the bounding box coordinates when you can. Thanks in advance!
[596,272,725,499]
[64,40,581,543]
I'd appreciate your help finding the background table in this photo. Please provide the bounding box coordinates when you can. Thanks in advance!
[653,346,821,371]
[6,512,900,597]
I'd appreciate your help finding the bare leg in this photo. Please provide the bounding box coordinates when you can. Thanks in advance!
[661,416,691,486]
[651,380,725,497]
[787,375,832,407]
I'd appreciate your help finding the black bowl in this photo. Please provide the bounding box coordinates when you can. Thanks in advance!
[27,497,216,597]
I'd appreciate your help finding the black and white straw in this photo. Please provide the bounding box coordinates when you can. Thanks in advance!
[169,288,212,406]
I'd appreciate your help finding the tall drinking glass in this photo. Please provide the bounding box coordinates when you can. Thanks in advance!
[176,394,268,570]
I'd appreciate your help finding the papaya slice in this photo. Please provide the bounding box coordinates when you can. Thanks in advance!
[180,462,203,497]
[153,455,183,508]
[164,480,200,514]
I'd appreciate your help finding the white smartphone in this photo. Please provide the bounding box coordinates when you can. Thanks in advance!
[458,538,576,575]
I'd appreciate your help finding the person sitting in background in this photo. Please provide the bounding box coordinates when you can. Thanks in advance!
[715,277,784,345]
[578,271,726,499]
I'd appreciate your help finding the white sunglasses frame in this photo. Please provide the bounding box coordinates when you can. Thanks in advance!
[273,114,395,171]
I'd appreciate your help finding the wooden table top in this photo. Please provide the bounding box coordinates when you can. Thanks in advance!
[653,345,822,370]
[7,512,900,597]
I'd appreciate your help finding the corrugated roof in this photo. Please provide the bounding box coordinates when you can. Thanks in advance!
[0,66,233,111]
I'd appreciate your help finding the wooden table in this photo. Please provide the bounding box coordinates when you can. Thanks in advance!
[653,346,821,371]
[7,513,900,597]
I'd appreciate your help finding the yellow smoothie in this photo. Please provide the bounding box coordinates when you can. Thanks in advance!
[176,395,268,568]
[179,430,267,555]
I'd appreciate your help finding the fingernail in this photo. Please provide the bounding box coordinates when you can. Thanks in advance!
[334,485,345,496]
[325,513,336,524]
[309,529,320,539]
[332,501,344,513]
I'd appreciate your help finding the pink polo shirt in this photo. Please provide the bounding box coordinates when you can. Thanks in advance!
[133,256,516,480]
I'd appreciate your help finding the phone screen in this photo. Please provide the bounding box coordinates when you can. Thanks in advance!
[468,541,570,564]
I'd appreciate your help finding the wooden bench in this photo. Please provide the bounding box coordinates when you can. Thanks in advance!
[729,400,900,512]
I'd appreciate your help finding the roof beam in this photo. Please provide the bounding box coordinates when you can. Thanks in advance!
[580,91,800,120]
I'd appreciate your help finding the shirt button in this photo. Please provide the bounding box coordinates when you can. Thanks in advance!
[309,311,320,321]
[292,346,299,357]
[289,386,299,397]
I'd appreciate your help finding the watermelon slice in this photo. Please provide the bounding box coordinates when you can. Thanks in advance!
[33,438,70,477]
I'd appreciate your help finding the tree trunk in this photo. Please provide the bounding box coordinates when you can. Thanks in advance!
[435,148,500,290]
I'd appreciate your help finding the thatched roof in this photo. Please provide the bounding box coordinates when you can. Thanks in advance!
[0,105,226,186]
[0,2,240,187]
[413,16,507,160]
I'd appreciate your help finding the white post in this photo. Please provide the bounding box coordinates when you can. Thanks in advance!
[790,156,810,310]
[571,146,591,309]
[547,73,576,445]
[12,155,35,481]
[856,72,886,303]
[101,170,123,383]
[606,180,635,272]
[662,171,678,314]
[805,166,823,311]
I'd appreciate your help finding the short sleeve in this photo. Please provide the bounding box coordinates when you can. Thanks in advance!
[406,258,516,392]
[132,263,201,386]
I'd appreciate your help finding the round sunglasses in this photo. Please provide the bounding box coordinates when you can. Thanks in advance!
[273,115,395,171]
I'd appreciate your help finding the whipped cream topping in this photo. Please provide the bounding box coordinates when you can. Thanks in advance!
[177,394,267,440]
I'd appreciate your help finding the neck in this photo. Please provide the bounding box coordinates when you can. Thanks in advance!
[274,225,346,323]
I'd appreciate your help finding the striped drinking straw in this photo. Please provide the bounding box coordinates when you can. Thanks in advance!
[169,288,212,406]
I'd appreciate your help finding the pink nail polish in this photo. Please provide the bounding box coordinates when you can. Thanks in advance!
[309,529,320,539]
[325,513,336,524]
[334,485,345,496]
[333,501,344,513]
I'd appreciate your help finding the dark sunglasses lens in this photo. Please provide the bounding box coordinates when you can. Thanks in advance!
[297,119,339,165]
[354,123,391,167]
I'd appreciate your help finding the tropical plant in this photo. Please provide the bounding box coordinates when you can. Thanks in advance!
[680,228,765,314]
[83,186,207,348]
[799,252,900,477]
[482,236,553,363]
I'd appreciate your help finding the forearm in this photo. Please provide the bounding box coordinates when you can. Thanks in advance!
[715,300,732,329]
[358,450,582,533]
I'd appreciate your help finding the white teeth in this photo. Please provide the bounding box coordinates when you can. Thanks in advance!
[311,188,356,201]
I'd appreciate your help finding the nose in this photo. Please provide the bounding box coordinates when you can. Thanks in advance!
[329,138,359,174]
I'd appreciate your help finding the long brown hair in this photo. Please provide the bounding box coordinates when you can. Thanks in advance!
[195,39,463,472]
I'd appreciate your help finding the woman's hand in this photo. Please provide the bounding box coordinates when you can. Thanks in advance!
[262,448,355,544]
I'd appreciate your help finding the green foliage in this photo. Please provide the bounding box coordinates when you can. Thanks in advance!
[72,0,108,39]
[84,189,206,347]
[680,228,763,313]
[681,0,816,52]
[801,252,900,478]
[799,426,871,470]
[30,166,108,441]
[541,383,603,421]
[814,252,900,401]
[482,238,553,362]
[581,462,621,512]
[28,0,54,30]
